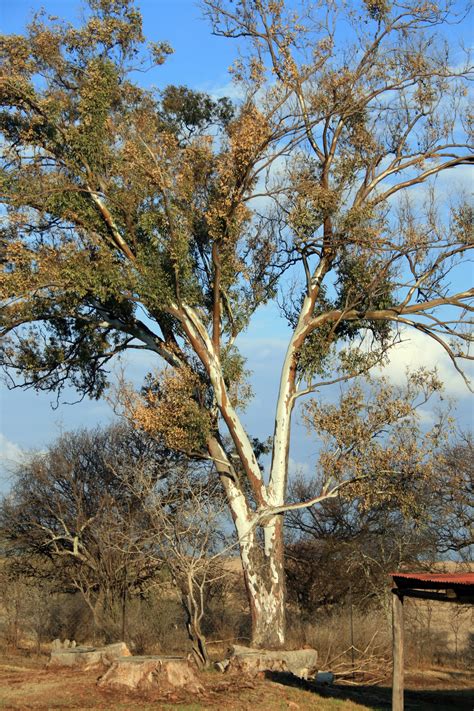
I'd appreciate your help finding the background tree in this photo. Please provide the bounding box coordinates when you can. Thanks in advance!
[427,434,474,557]
[0,425,173,640]
[118,463,233,667]
[1,0,472,648]
[285,370,470,615]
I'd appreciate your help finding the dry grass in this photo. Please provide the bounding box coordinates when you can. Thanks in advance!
[0,653,374,711]
[0,650,473,711]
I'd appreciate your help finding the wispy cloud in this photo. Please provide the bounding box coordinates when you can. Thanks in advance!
[288,456,310,477]
[0,433,24,468]
[377,328,473,398]
[0,433,25,492]
[198,79,245,103]
[238,335,288,364]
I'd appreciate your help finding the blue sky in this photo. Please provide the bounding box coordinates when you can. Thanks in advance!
[0,0,236,81]
[1,0,472,490]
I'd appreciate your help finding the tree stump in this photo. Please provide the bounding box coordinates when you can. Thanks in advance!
[97,656,203,694]
[223,644,318,679]
[48,642,131,670]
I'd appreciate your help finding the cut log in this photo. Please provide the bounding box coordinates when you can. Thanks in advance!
[48,642,131,670]
[97,656,203,694]
[224,644,318,679]
[51,638,77,651]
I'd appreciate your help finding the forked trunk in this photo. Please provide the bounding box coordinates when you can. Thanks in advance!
[240,517,286,649]
[175,575,210,668]
[182,592,209,668]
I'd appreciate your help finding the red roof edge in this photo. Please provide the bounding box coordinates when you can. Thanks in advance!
[390,572,474,586]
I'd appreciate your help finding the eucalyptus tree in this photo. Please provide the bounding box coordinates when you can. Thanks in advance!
[1,0,472,647]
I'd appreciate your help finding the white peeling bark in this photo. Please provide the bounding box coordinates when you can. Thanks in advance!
[181,304,267,505]
[240,517,286,649]
[269,294,313,503]
[269,258,330,506]
[177,303,290,648]
[207,435,286,648]
[206,436,253,542]
[209,359,266,498]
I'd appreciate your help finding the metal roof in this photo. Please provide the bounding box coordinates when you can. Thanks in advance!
[391,572,474,587]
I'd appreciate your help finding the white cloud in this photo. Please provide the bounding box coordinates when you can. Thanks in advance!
[376,328,473,398]
[0,433,24,468]
[288,457,310,477]
[238,335,288,364]
[0,434,25,491]
[199,79,245,103]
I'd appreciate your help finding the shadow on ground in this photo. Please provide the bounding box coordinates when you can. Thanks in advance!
[264,671,474,710]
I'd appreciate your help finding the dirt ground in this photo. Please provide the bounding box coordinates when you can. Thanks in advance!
[0,652,472,711]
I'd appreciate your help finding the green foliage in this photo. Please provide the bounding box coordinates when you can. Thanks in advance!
[0,1,258,408]
[70,57,121,170]
[293,258,392,381]
[296,325,337,380]
[334,251,393,342]
[303,368,448,513]
[160,85,234,135]
[221,345,253,409]
[363,0,391,22]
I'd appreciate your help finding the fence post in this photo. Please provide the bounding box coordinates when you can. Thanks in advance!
[392,589,404,711]
[349,583,355,680]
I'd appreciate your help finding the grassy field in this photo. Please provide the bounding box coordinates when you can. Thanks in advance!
[0,652,473,711]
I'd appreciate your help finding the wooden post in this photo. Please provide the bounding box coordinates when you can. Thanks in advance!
[392,589,404,711]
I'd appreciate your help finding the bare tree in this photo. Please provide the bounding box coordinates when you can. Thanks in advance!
[0,426,172,640]
[428,434,474,557]
[118,463,234,667]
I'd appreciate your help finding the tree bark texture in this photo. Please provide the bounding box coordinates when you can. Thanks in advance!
[240,517,286,649]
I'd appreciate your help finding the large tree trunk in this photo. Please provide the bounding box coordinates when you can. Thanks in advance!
[240,517,286,649]
[207,436,287,649]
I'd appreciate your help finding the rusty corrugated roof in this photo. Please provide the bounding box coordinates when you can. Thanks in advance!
[390,572,474,586]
